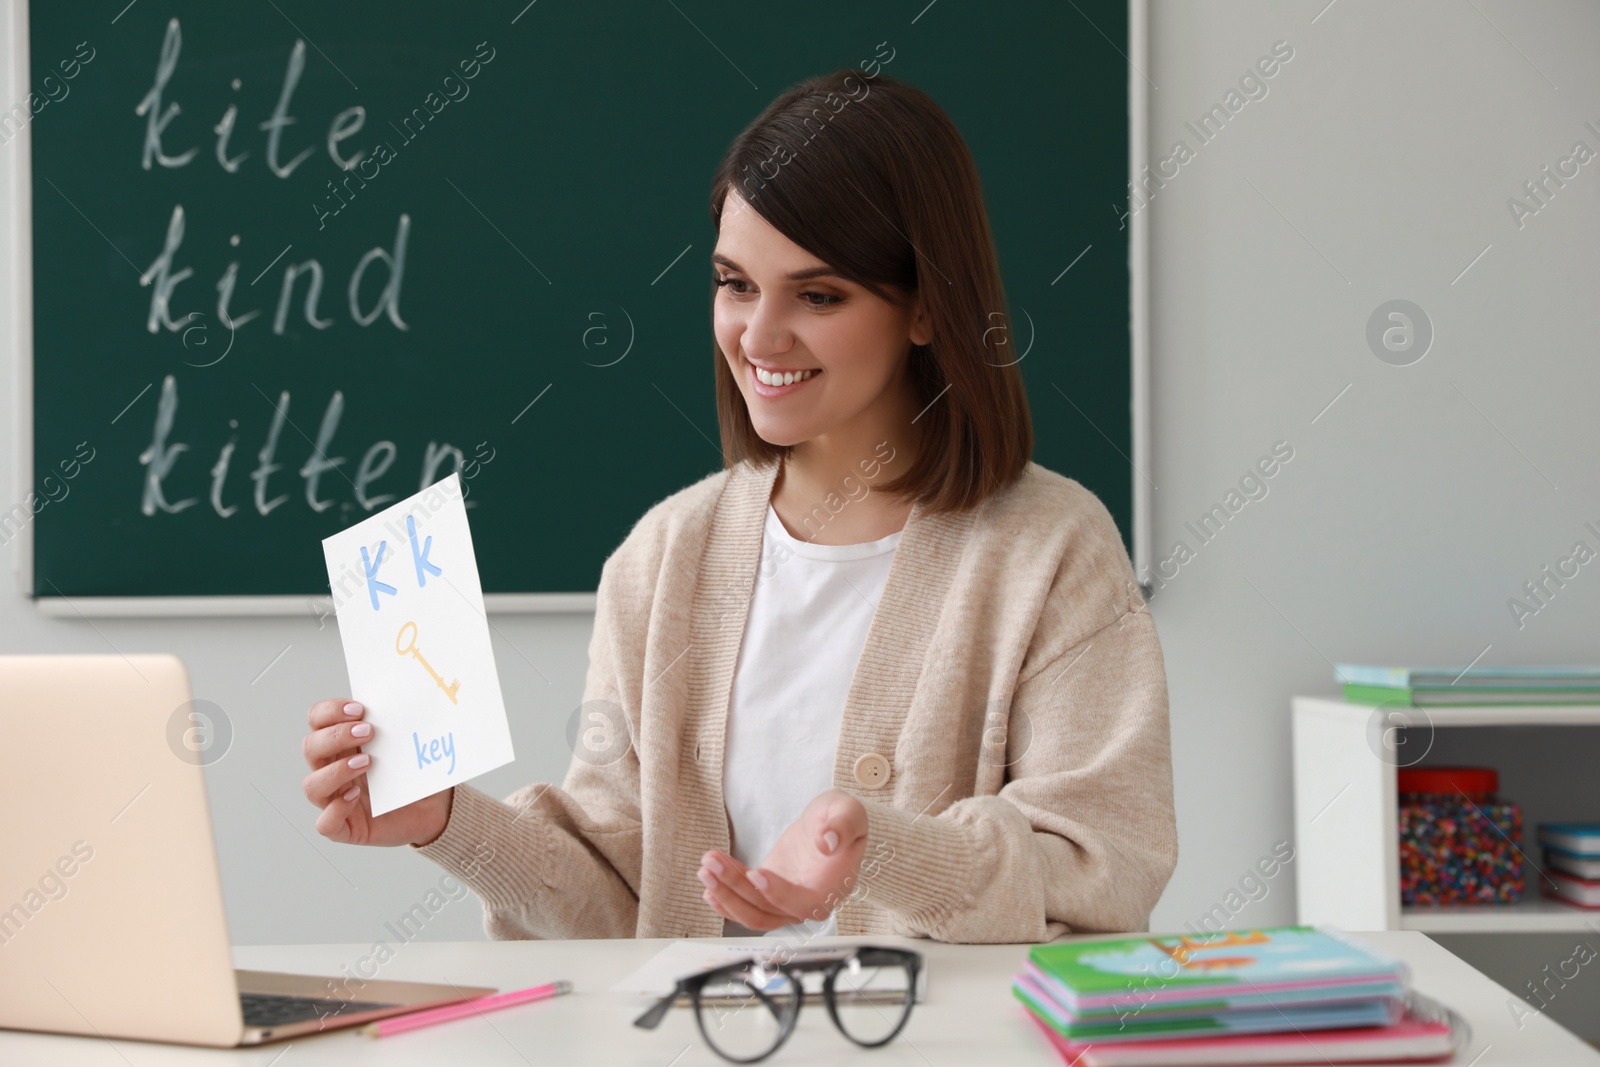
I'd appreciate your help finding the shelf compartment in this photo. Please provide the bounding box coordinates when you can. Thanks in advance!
[1401,896,1600,933]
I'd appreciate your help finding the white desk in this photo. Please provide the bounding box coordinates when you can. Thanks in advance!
[0,932,1595,1065]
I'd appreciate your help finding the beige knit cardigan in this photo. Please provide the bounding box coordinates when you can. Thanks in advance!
[415,455,1178,943]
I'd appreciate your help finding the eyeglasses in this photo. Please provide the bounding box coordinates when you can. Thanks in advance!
[632,944,922,1064]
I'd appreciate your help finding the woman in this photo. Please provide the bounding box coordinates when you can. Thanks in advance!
[301,68,1177,943]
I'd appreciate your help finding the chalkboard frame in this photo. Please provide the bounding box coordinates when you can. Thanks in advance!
[5,0,1152,616]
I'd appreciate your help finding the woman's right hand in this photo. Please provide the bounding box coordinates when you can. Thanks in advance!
[302,699,453,848]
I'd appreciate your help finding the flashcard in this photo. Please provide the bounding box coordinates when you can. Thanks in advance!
[320,473,514,816]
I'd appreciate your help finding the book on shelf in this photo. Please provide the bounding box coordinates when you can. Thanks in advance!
[1334,664,1600,690]
[1538,823,1600,856]
[1544,847,1600,880]
[1541,870,1600,909]
[1343,683,1600,707]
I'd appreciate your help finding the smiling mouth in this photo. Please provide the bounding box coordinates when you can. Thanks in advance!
[746,357,822,388]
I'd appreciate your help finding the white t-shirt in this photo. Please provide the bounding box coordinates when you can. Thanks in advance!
[721,502,903,937]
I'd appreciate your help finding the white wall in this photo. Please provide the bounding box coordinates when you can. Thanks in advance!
[4,0,1599,1036]
[1141,0,1600,1040]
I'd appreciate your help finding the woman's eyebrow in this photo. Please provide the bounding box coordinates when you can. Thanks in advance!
[711,253,844,282]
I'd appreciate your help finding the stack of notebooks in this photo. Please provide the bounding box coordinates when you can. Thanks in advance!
[1335,664,1600,706]
[1540,824,1600,908]
[1014,927,1467,1066]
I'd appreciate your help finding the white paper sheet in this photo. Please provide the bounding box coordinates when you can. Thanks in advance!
[320,473,514,816]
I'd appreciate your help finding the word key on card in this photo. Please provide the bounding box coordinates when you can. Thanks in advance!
[396,622,461,704]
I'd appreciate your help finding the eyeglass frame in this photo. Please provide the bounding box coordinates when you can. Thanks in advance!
[631,943,923,1064]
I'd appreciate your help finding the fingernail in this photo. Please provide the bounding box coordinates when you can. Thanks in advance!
[342,784,360,801]
[343,702,363,717]
[823,830,839,854]
[348,754,370,770]
[697,869,715,888]
[704,855,724,875]
[351,722,373,738]
[749,870,769,891]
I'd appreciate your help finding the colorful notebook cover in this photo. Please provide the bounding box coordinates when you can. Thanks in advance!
[1020,960,1402,1020]
[1024,928,1407,1012]
[1023,997,1464,1066]
[1013,971,1399,1042]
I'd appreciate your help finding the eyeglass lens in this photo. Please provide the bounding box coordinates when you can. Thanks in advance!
[695,969,801,1062]
[828,956,915,1046]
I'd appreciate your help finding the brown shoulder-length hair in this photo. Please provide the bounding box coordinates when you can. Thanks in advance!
[708,68,1033,515]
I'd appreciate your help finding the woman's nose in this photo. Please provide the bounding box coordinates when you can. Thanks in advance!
[739,298,795,361]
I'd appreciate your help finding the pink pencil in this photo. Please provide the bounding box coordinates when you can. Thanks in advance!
[362,980,574,1037]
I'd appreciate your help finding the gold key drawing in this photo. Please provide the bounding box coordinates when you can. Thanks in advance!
[395,621,460,705]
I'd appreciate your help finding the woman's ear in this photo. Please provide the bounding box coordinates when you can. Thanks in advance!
[909,299,933,348]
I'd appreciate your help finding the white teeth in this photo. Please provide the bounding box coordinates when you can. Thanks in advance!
[753,363,817,387]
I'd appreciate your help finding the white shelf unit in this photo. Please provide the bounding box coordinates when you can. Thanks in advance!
[1291,697,1600,934]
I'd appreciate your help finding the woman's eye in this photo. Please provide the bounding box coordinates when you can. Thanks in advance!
[715,278,840,308]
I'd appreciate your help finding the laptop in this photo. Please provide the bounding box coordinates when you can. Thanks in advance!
[0,654,495,1047]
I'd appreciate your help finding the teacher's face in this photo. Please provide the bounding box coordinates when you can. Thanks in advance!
[712,189,929,449]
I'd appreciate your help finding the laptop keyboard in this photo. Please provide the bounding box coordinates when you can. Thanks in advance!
[240,991,398,1028]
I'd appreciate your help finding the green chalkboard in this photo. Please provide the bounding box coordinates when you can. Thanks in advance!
[27,0,1132,599]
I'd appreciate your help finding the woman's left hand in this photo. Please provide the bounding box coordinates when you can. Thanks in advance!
[699,789,868,930]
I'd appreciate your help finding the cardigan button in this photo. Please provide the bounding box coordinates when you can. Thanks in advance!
[853,752,891,789]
